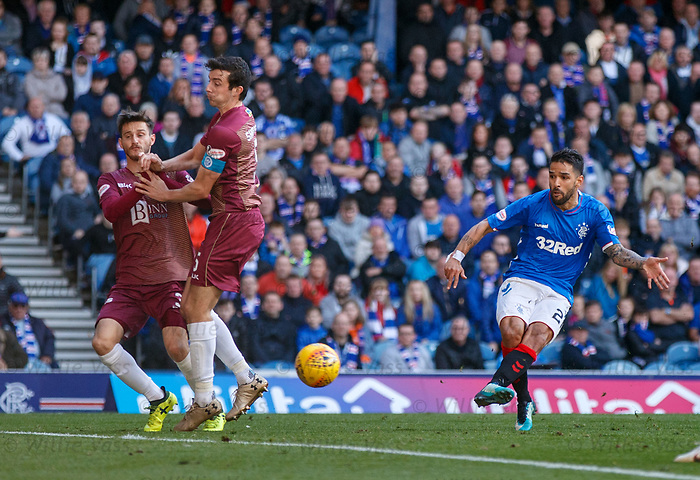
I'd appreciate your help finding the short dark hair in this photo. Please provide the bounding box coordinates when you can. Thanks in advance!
[206,56,252,98]
[550,148,584,176]
[117,109,154,136]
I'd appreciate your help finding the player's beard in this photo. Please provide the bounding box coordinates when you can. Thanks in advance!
[550,185,577,206]
[125,145,150,162]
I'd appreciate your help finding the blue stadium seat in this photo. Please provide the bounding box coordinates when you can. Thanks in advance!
[532,340,563,368]
[685,362,700,372]
[479,342,496,361]
[279,25,312,47]
[329,42,361,64]
[643,361,667,373]
[307,43,326,59]
[601,360,641,373]
[369,340,393,369]
[271,42,291,62]
[439,320,452,341]
[331,61,354,80]
[426,340,439,360]
[666,341,700,367]
[315,26,350,49]
[5,56,32,74]
[351,27,372,45]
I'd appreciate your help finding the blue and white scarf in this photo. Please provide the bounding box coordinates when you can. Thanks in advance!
[231,23,242,45]
[399,343,422,371]
[655,121,674,150]
[197,13,216,46]
[475,177,496,211]
[277,194,305,228]
[568,337,597,357]
[545,120,566,150]
[365,299,397,341]
[30,116,50,144]
[12,317,39,359]
[291,55,312,79]
[174,7,194,32]
[324,336,359,370]
[180,52,206,97]
[241,295,261,320]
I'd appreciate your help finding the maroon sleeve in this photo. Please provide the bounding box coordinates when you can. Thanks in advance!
[158,171,212,210]
[98,174,143,223]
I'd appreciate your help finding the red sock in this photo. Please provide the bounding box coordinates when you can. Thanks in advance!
[501,343,514,358]
[515,343,537,362]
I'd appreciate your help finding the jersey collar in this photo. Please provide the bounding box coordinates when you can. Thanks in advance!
[548,189,583,215]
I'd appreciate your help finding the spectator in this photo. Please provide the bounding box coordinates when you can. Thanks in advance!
[255,96,296,162]
[2,292,57,370]
[296,305,325,351]
[467,250,503,352]
[258,221,288,270]
[646,101,678,150]
[354,217,395,272]
[407,197,444,259]
[70,110,105,177]
[379,323,434,373]
[302,53,333,125]
[151,109,191,160]
[319,78,361,138]
[374,194,410,260]
[480,0,510,42]
[302,151,343,218]
[2,96,71,193]
[630,122,659,171]
[183,203,206,253]
[561,321,603,370]
[380,156,410,201]
[437,214,461,257]
[397,279,443,343]
[258,254,292,297]
[647,266,695,346]
[147,55,175,110]
[173,34,209,99]
[398,120,432,176]
[120,75,151,112]
[213,298,250,370]
[582,299,628,364]
[302,255,330,306]
[330,136,366,194]
[583,259,629,321]
[321,311,361,371]
[625,304,666,367]
[278,133,307,184]
[319,274,361,329]
[327,196,370,264]
[660,193,700,260]
[407,239,441,282]
[89,93,121,156]
[460,190,496,257]
[40,136,92,210]
[380,103,412,147]
[491,94,530,149]
[354,171,382,218]
[0,0,23,56]
[427,255,469,322]
[305,218,348,279]
[288,233,311,278]
[77,33,116,77]
[0,47,24,121]
[73,70,109,119]
[248,292,297,366]
[0,326,27,369]
[435,316,484,370]
[606,171,641,235]
[54,170,100,264]
[359,235,406,300]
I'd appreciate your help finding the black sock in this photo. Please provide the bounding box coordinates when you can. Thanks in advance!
[513,372,532,403]
[491,345,537,387]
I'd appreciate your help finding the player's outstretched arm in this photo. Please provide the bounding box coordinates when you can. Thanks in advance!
[140,143,206,172]
[135,167,219,203]
[604,244,670,290]
[444,219,494,289]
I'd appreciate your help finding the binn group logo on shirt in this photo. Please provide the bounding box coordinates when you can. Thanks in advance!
[131,199,169,225]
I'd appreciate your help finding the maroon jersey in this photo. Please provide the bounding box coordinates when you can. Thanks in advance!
[97,168,194,286]
[199,105,261,215]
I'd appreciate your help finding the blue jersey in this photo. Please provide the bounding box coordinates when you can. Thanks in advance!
[487,190,620,304]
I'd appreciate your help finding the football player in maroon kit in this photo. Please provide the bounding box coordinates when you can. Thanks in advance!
[94,109,259,432]
[136,57,267,431]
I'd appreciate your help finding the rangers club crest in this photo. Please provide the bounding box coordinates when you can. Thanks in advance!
[577,222,589,239]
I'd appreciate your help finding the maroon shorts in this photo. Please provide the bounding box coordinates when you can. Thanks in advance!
[96,281,187,338]
[191,208,265,292]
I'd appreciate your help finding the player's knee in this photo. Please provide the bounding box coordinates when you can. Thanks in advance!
[92,335,115,356]
[500,316,525,345]
[165,339,189,362]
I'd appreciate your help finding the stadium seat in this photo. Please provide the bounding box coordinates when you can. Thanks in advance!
[5,56,32,75]
[601,360,641,374]
[351,27,372,45]
[532,340,563,368]
[479,342,496,361]
[329,42,361,63]
[439,320,452,341]
[307,43,326,59]
[279,25,312,46]
[426,340,439,360]
[271,42,291,62]
[643,361,667,373]
[665,341,700,367]
[684,362,700,372]
[314,26,350,49]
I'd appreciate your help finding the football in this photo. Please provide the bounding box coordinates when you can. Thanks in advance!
[295,343,340,388]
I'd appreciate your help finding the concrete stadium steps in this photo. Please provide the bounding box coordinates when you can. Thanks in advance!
[0,182,96,368]
[59,360,108,372]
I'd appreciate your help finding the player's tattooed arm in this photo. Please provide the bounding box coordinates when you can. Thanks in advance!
[605,244,644,269]
[455,219,494,256]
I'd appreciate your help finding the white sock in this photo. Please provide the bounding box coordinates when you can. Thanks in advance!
[211,310,254,385]
[188,320,216,406]
[175,353,196,392]
[99,344,163,402]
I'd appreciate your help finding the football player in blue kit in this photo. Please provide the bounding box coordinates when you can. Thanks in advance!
[444,148,670,431]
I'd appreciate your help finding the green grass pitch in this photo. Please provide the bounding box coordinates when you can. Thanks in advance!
[2,413,700,480]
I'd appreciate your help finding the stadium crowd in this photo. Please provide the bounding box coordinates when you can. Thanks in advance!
[3,0,700,373]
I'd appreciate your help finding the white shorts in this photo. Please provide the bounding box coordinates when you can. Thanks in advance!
[496,277,571,340]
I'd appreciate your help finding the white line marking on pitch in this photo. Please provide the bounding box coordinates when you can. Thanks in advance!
[1,430,698,480]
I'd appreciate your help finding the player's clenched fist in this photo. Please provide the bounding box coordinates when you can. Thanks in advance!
[444,253,467,289]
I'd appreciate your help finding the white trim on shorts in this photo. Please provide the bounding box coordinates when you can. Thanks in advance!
[496,277,571,341]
